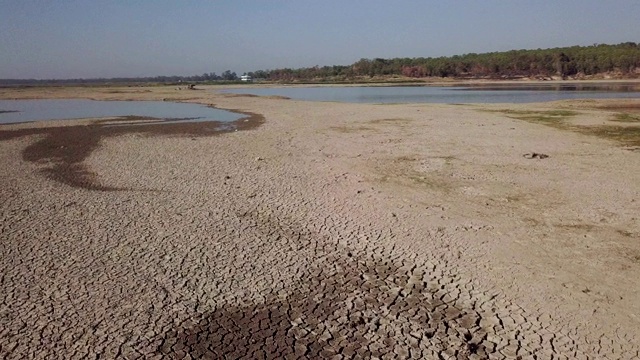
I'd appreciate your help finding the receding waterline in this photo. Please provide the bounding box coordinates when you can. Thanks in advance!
[0,99,244,125]
[222,85,640,104]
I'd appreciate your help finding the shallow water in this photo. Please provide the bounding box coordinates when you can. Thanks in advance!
[0,99,243,124]
[222,84,640,104]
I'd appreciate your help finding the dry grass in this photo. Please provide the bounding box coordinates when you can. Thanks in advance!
[330,118,412,133]
[372,155,456,193]
[330,125,375,133]
[616,229,637,238]
[556,223,597,231]
[368,117,413,125]
[407,175,453,191]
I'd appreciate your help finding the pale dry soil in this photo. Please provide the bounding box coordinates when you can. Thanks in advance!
[1,86,639,359]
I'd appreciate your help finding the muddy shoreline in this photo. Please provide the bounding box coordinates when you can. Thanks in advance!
[0,110,263,191]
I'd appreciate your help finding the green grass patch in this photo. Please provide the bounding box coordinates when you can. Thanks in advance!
[483,109,578,127]
[577,125,640,147]
[484,108,640,148]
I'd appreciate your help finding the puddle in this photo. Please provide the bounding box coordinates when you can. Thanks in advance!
[0,99,243,124]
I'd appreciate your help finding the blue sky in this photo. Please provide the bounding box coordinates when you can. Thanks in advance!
[1,0,638,79]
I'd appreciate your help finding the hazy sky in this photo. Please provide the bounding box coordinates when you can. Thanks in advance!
[1,0,638,79]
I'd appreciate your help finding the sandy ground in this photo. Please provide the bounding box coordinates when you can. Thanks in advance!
[1,85,639,359]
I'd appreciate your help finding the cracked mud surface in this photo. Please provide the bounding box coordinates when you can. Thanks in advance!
[1,87,639,359]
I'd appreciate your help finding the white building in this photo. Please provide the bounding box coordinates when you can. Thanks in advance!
[240,75,252,82]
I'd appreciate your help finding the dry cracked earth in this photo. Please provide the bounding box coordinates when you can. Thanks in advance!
[1,90,639,359]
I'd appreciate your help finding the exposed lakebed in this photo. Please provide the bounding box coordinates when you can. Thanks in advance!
[0,99,263,190]
[223,83,640,104]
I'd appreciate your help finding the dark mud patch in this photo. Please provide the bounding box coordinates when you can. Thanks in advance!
[223,93,291,100]
[152,249,494,359]
[0,110,264,191]
[223,93,260,98]
[369,117,413,125]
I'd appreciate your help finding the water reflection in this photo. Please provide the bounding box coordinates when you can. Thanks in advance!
[223,84,640,104]
[0,99,243,125]
[459,84,640,92]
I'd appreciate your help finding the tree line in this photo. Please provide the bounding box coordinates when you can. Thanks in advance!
[0,70,240,86]
[2,43,638,85]
[249,42,640,81]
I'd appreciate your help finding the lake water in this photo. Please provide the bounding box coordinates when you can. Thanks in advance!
[223,84,640,104]
[0,99,243,125]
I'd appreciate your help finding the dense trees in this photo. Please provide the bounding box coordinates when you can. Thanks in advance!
[2,43,638,85]
[220,70,238,81]
[254,43,640,81]
[0,70,239,85]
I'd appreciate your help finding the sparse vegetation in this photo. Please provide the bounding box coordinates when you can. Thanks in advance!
[483,109,578,126]
[487,108,640,147]
[611,113,640,123]
[578,125,640,147]
[368,118,413,125]
[330,125,375,133]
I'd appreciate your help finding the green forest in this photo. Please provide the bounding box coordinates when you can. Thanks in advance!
[248,42,640,82]
[2,42,639,85]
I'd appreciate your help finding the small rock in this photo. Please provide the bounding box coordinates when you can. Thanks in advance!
[255,157,263,161]
[523,152,549,159]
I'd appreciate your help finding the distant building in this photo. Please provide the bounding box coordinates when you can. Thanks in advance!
[240,75,252,82]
